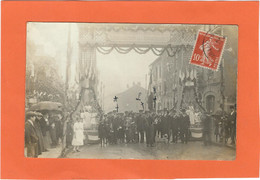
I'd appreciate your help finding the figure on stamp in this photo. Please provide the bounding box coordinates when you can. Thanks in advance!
[199,36,219,66]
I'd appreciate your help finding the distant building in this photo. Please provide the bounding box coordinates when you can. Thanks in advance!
[112,84,148,113]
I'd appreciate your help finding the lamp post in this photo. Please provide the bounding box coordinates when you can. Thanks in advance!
[113,96,119,112]
[153,87,157,111]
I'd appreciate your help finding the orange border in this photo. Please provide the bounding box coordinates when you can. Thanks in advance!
[1,1,259,179]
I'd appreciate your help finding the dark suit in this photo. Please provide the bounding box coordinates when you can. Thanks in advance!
[34,119,45,154]
[136,115,145,143]
[230,111,236,144]
[202,114,212,145]
[39,117,49,136]
[171,115,179,143]
[180,114,190,144]
[25,120,39,157]
[145,116,155,146]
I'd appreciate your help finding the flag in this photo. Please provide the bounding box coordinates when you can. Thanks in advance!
[181,72,185,81]
[186,69,189,79]
[190,69,194,80]
[149,70,153,85]
[194,69,197,79]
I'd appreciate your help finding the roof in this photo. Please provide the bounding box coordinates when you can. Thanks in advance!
[115,84,148,113]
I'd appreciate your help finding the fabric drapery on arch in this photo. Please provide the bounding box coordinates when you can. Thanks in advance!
[95,44,185,57]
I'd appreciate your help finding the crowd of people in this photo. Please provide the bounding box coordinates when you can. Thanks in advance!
[24,111,64,158]
[25,105,236,158]
[98,109,193,147]
[97,106,237,148]
[213,106,237,145]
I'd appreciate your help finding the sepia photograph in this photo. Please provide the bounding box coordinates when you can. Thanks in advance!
[25,23,237,160]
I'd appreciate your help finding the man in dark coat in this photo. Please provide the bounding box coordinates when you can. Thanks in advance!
[165,111,172,143]
[117,115,125,144]
[136,112,145,143]
[25,111,39,158]
[98,121,107,147]
[55,114,63,145]
[49,115,58,147]
[65,120,73,148]
[202,112,212,145]
[229,106,236,145]
[171,112,179,143]
[145,112,155,147]
[34,112,45,154]
[155,111,163,138]
[40,113,51,149]
[180,109,190,144]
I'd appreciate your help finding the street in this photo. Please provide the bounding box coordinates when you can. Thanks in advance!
[65,141,236,160]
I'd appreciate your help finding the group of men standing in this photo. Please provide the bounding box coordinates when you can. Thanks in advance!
[24,111,64,158]
[25,106,237,157]
[98,109,191,147]
[213,106,237,145]
[98,105,237,148]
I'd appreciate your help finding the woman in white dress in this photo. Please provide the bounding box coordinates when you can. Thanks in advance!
[72,118,84,152]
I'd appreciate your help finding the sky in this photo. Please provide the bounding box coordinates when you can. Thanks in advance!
[27,22,157,110]
[97,51,156,112]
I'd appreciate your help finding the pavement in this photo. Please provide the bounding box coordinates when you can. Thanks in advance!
[64,141,236,160]
[35,137,236,160]
[212,139,236,150]
[38,144,63,158]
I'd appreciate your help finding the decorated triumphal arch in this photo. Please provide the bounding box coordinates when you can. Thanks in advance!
[73,23,223,115]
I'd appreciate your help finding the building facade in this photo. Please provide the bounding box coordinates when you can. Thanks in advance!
[149,25,237,114]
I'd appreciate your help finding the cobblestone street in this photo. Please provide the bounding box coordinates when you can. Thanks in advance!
[65,141,236,160]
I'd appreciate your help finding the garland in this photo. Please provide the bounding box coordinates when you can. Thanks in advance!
[95,44,185,57]
[80,25,200,33]
[193,79,206,112]
[179,76,206,112]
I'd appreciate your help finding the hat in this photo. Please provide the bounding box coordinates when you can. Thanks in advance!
[36,112,43,117]
[26,111,37,119]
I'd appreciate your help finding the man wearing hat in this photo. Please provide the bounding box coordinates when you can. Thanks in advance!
[136,111,145,143]
[34,112,46,154]
[202,111,212,146]
[40,112,51,149]
[145,112,155,147]
[25,111,39,158]
[171,110,178,143]
[229,105,236,145]
[180,109,190,144]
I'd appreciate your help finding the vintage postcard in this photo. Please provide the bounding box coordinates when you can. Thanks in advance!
[25,23,237,160]
[2,1,259,179]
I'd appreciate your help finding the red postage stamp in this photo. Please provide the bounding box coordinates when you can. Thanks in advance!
[190,31,226,71]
